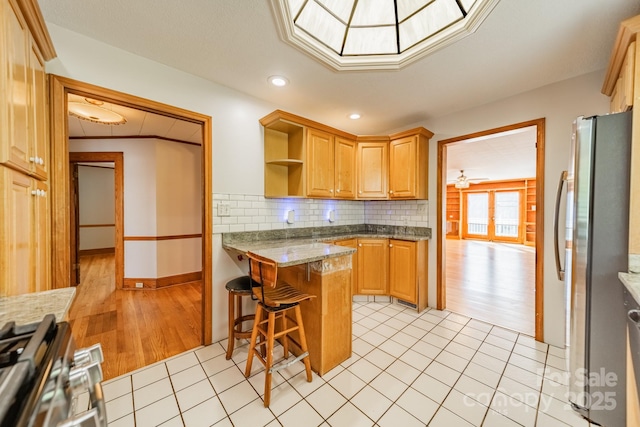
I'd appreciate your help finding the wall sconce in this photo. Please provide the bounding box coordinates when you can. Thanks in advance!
[328,210,335,223]
[286,210,295,224]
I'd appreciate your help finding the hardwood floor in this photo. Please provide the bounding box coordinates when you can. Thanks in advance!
[445,238,535,336]
[67,254,202,380]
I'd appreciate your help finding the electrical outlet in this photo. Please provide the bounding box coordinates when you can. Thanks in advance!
[135,282,143,288]
[417,203,426,214]
[217,203,230,217]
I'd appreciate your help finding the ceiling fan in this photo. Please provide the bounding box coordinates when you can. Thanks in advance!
[449,170,489,189]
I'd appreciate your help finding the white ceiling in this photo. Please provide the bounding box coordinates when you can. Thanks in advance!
[67,94,202,144]
[446,126,537,183]
[42,0,639,181]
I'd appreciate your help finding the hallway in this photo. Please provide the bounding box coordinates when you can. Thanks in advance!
[67,254,202,380]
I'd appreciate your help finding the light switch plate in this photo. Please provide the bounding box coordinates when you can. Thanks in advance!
[218,203,230,217]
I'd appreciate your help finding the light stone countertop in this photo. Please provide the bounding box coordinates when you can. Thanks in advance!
[222,224,430,267]
[620,272,640,305]
[0,287,76,326]
[226,241,356,267]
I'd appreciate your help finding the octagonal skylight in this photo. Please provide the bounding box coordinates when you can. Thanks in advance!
[270,0,500,71]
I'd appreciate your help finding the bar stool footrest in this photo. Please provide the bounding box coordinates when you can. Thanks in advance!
[268,352,309,374]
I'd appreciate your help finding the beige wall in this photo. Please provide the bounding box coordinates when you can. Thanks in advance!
[78,165,115,251]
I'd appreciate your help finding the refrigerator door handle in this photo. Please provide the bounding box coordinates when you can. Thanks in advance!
[554,170,568,281]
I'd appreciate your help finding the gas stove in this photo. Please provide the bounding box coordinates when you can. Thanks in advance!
[0,314,105,427]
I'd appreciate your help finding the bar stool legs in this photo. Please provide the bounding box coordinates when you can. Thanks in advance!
[244,303,313,407]
[225,277,256,360]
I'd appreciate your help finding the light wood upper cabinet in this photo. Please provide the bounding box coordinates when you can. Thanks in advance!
[356,139,388,199]
[389,127,432,199]
[1,0,31,174]
[1,0,51,180]
[261,111,433,200]
[356,238,389,295]
[306,128,335,198]
[334,137,356,199]
[28,39,48,180]
[609,41,635,113]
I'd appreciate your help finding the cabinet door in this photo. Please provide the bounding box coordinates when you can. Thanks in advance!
[1,0,31,173]
[389,240,417,303]
[356,238,388,295]
[357,142,388,199]
[334,137,356,199]
[28,40,48,180]
[307,128,335,198]
[333,238,357,295]
[389,136,417,198]
[32,179,49,292]
[0,166,34,296]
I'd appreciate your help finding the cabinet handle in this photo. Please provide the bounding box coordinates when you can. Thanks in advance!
[336,189,340,193]
[389,190,394,194]
[29,156,36,163]
[330,189,333,193]
[39,157,44,165]
[389,244,393,248]
[358,243,362,247]
[359,191,362,194]
[31,190,38,196]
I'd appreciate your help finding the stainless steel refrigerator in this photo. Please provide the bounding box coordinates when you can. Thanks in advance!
[554,111,631,426]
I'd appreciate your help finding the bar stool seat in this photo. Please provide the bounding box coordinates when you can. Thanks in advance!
[225,276,257,360]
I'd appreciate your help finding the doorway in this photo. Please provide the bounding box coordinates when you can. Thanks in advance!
[437,118,545,341]
[69,152,123,286]
[49,75,213,346]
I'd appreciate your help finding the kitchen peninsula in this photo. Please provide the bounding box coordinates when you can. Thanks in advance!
[222,224,430,375]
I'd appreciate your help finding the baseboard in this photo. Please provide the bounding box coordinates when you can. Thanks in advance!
[123,271,202,290]
[79,247,115,256]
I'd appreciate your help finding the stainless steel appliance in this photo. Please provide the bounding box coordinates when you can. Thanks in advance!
[0,314,106,427]
[555,111,631,426]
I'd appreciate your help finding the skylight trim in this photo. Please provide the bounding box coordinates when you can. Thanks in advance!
[271,0,500,71]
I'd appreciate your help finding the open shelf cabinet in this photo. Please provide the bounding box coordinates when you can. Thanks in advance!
[446,185,461,239]
[524,178,536,246]
[263,120,305,198]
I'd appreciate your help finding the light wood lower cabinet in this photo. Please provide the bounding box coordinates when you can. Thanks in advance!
[355,238,428,311]
[0,165,49,296]
[389,239,428,312]
[356,238,389,295]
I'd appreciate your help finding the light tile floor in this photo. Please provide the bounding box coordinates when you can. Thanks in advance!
[100,302,596,427]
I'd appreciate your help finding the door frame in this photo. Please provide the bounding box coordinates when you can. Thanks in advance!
[69,152,124,286]
[49,75,213,345]
[436,118,545,341]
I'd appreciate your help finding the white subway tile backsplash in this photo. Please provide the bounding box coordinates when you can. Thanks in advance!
[212,194,428,233]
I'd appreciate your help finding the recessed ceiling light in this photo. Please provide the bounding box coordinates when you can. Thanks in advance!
[349,113,361,120]
[268,76,289,87]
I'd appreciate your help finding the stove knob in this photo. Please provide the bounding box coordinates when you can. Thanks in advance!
[68,361,103,394]
[73,344,104,367]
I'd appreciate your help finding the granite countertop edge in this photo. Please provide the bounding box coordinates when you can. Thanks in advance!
[0,287,76,326]
[222,225,430,266]
[619,272,640,304]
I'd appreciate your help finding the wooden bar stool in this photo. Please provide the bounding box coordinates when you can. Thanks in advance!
[225,276,257,360]
[244,251,315,407]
